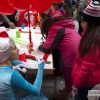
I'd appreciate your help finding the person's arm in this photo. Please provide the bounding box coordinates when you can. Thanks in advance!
[1,14,10,23]
[73,48,100,89]
[11,59,45,95]
[38,28,65,53]
[15,11,21,21]
[1,14,15,28]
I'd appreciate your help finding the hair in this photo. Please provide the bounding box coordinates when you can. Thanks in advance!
[0,38,14,63]
[79,23,100,57]
[40,15,64,39]
[59,2,72,17]
[39,13,49,20]
[52,2,72,17]
[40,2,72,39]
[0,14,4,22]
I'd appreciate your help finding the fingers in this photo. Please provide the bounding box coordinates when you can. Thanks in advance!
[8,22,15,28]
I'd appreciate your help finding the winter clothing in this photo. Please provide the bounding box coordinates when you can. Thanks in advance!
[49,7,66,18]
[72,1,100,89]
[39,18,81,68]
[52,9,66,18]
[82,0,100,24]
[38,18,81,93]
[72,47,100,89]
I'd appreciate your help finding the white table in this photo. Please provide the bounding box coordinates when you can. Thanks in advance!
[7,27,54,74]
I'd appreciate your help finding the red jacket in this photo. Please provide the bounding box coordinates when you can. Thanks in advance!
[72,47,100,89]
[17,11,29,27]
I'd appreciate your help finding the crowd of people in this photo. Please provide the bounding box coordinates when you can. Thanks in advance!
[1,0,100,100]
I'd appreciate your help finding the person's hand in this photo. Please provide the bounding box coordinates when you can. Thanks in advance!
[13,61,33,73]
[36,58,45,70]
[8,22,15,28]
[72,85,78,95]
[15,61,33,69]
[21,61,33,69]
[15,15,20,21]
[13,65,27,73]
[6,28,10,31]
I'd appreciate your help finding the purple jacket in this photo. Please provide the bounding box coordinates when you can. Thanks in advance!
[39,18,81,67]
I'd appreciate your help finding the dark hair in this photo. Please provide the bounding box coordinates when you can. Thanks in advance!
[39,13,49,19]
[59,2,72,17]
[51,2,72,17]
[40,2,72,39]
[40,15,64,39]
[0,15,4,22]
[79,23,100,57]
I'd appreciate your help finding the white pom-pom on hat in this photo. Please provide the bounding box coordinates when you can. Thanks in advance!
[21,68,27,73]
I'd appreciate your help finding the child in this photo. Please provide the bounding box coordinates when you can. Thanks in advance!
[38,2,81,100]
[72,0,100,100]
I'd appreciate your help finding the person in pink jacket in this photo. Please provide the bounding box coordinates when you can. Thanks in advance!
[38,2,81,100]
[72,0,100,100]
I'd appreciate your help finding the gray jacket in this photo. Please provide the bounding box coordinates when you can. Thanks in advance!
[76,0,88,22]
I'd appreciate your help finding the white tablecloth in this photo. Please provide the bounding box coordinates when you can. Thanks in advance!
[7,27,53,73]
